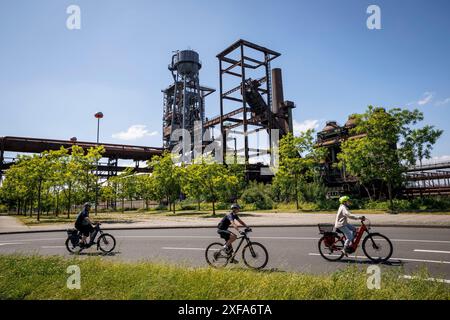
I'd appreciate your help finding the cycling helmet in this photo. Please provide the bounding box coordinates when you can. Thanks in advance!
[231,204,241,210]
[339,196,350,204]
[83,202,92,208]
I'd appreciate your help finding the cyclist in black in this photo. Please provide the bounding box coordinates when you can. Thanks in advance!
[217,204,249,261]
[74,202,95,247]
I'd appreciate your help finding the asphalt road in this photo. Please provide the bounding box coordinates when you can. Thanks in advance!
[0,226,449,279]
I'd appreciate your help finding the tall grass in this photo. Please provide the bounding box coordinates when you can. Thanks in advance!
[0,254,448,300]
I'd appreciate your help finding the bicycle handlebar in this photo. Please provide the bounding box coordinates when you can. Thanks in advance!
[360,217,371,229]
[239,228,252,235]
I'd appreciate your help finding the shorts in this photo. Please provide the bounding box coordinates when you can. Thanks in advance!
[217,229,232,241]
[76,224,94,237]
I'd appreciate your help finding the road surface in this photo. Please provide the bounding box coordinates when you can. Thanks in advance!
[0,226,449,279]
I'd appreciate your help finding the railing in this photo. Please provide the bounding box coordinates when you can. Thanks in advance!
[408,161,450,172]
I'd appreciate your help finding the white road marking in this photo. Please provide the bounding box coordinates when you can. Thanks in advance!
[0,238,65,243]
[0,234,448,245]
[308,253,450,264]
[391,239,450,244]
[118,235,319,240]
[401,275,450,284]
[119,235,214,239]
[414,249,450,254]
[162,247,205,251]
[0,243,22,246]
[118,235,450,244]
[41,246,66,249]
[255,236,319,240]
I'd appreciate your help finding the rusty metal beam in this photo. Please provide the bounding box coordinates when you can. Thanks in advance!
[217,39,281,60]
[0,136,163,162]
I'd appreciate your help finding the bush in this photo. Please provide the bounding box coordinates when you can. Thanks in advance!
[359,197,450,211]
[155,204,168,211]
[299,182,328,203]
[240,182,273,210]
[0,204,8,213]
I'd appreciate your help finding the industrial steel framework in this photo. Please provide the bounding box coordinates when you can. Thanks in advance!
[404,162,450,196]
[0,136,163,180]
[214,39,291,170]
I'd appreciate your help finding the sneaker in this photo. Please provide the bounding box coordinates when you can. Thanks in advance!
[341,249,349,257]
[213,251,220,261]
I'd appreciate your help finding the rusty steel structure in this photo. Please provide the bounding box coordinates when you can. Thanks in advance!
[213,39,295,168]
[315,116,364,196]
[0,136,163,180]
[2,40,296,182]
[316,119,450,198]
[160,39,295,178]
[162,50,215,153]
[1,38,448,200]
[404,162,450,196]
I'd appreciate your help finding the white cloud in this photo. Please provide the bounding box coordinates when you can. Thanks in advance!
[435,97,450,106]
[417,92,434,106]
[293,119,320,135]
[112,125,158,141]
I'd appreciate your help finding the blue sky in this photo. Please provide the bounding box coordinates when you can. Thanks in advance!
[1,0,449,160]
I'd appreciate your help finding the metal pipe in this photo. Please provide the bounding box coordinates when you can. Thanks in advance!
[240,44,249,166]
[182,77,187,162]
[219,60,225,164]
[271,68,284,114]
[171,74,178,148]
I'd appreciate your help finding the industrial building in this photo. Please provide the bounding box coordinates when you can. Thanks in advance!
[1,39,449,196]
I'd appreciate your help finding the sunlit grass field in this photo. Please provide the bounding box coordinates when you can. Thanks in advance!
[0,254,448,300]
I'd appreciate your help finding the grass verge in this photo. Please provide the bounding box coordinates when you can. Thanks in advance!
[0,254,448,300]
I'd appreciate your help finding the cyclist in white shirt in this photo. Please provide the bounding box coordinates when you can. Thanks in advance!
[334,196,365,256]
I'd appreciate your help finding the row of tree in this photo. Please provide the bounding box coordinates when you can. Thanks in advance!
[101,154,244,215]
[0,145,103,220]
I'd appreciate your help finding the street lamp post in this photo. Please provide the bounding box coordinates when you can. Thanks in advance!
[94,112,104,216]
[233,137,237,164]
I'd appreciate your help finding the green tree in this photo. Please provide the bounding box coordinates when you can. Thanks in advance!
[136,174,157,210]
[403,125,443,166]
[273,130,325,209]
[180,163,205,211]
[338,106,442,211]
[148,152,181,214]
[180,156,240,215]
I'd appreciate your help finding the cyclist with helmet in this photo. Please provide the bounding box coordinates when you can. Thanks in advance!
[217,204,249,261]
[74,202,95,247]
[335,196,365,256]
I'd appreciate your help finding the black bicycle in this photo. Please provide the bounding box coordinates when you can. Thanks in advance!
[205,228,269,269]
[65,223,116,254]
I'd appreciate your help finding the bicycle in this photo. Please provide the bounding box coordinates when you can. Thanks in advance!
[317,218,393,263]
[65,223,116,254]
[205,228,269,269]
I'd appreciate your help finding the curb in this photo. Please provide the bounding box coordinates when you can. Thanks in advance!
[1,223,450,235]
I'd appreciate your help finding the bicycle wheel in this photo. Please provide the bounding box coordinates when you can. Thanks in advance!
[97,234,116,253]
[65,238,78,254]
[318,235,345,261]
[362,233,393,262]
[242,242,269,270]
[205,242,229,268]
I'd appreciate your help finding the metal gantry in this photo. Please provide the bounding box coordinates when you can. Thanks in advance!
[214,39,293,170]
[162,50,215,157]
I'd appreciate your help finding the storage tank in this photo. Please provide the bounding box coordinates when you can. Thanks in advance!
[172,50,202,76]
